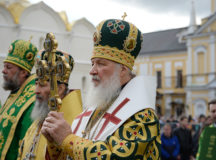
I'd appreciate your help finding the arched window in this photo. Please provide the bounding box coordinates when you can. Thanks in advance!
[194,46,207,74]
[197,52,204,74]
[156,71,162,88]
[194,99,207,118]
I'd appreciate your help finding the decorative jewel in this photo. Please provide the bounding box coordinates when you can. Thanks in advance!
[123,36,137,52]
[36,60,49,85]
[93,31,101,46]
[107,20,125,34]
[56,55,71,83]
[26,52,34,61]
[43,33,58,53]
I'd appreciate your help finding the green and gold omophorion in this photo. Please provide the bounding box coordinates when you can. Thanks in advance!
[0,74,36,160]
[0,39,37,160]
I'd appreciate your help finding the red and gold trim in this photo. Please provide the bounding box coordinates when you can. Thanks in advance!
[95,98,130,140]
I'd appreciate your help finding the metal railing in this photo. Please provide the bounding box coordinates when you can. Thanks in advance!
[157,72,216,89]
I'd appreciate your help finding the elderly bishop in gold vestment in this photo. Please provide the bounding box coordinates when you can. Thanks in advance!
[18,35,83,159]
[41,17,161,160]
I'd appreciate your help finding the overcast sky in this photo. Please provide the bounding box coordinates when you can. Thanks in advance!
[30,0,211,33]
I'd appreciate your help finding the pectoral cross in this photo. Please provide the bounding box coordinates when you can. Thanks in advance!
[122,12,127,20]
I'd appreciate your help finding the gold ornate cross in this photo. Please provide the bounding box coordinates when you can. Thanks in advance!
[44,33,62,111]
[36,33,61,111]
[36,33,72,111]
[122,12,127,20]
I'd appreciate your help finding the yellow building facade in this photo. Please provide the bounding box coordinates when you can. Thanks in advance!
[135,1,216,118]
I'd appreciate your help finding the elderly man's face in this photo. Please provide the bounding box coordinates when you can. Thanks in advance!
[31,80,50,121]
[2,62,21,90]
[210,104,216,123]
[90,58,118,87]
[35,80,50,103]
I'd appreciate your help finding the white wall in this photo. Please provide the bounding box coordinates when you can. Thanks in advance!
[0,57,10,104]
[0,2,95,104]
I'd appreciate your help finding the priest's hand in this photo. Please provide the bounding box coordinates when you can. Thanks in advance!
[41,111,72,145]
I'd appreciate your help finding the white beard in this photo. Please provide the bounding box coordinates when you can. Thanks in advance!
[85,69,121,109]
[31,100,49,122]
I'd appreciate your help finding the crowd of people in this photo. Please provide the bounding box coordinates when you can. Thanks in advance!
[160,103,216,160]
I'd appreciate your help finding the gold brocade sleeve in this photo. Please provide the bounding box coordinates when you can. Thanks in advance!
[46,108,161,160]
